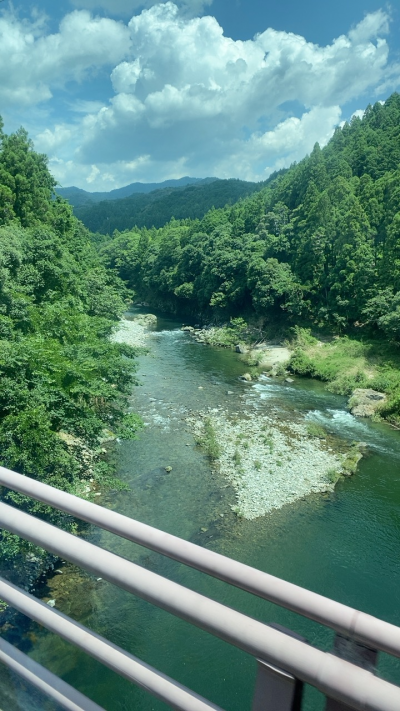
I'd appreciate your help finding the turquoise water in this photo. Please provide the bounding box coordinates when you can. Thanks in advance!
[2,310,400,710]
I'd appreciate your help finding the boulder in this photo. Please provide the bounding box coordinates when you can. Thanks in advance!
[349,389,386,417]
[241,372,252,382]
[235,343,248,354]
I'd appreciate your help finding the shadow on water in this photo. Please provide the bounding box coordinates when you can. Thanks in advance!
[2,309,400,711]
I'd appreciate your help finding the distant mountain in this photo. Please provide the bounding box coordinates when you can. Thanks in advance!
[72,178,261,234]
[56,177,218,208]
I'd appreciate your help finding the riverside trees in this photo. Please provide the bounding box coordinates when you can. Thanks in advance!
[102,93,400,336]
[0,121,141,565]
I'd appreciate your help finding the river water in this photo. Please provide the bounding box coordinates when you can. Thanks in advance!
[2,310,400,711]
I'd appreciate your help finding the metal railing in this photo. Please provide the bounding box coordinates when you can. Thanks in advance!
[0,465,399,711]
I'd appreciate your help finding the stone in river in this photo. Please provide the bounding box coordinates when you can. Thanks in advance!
[349,389,386,417]
[241,373,252,382]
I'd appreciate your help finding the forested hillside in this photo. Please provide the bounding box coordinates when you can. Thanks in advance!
[73,178,261,234]
[57,177,217,208]
[102,94,400,338]
[0,119,141,567]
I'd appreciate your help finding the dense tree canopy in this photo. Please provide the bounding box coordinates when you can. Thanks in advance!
[73,179,262,234]
[102,94,400,338]
[0,120,141,565]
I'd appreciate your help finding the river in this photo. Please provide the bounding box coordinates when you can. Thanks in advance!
[2,309,400,711]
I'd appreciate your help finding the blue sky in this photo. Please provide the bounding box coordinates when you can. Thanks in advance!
[1,0,399,190]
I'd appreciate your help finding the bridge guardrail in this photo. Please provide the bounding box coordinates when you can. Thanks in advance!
[0,466,400,711]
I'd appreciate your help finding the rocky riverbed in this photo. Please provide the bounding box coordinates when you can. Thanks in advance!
[113,313,360,521]
[110,313,157,348]
[187,408,345,520]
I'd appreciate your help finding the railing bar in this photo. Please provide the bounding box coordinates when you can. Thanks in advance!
[0,466,399,659]
[0,580,225,711]
[0,503,400,711]
[0,636,106,711]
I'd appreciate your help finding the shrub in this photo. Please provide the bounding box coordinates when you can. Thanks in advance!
[306,422,327,438]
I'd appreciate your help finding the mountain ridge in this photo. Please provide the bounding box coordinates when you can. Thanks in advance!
[72,178,261,233]
[56,176,219,208]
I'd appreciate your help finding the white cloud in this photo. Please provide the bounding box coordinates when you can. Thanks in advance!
[87,165,101,183]
[69,0,213,18]
[35,124,75,154]
[0,9,131,107]
[48,153,187,190]
[72,5,393,177]
[10,3,397,189]
[212,106,343,182]
[351,109,366,121]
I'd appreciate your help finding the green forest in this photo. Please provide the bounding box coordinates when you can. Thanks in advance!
[73,178,261,233]
[0,118,141,567]
[1,92,400,567]
[100,93,400,420]
[102,93,400,335]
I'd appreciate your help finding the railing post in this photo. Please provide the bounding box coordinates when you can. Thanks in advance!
[252,625,305,711]
[325,633,378,711]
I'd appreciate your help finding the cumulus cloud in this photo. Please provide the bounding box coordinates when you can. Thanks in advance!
[9,3,398,188]
[213,107,343,181]
[69,0,213,17]
[0,9,131,106]
[47,153,187,190]
[71,4,393,180]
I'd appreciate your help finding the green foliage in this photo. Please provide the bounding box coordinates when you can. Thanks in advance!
[0,118,141,565]
[73,179,261,234]
[233,449,241,465]
[306,422,327,438]
[289,349,317,377]
[341,446,363,475]
[197,417,220,461]
[116,412,143,439]
[97,93,400,336]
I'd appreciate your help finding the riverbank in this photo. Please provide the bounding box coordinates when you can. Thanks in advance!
[183,321,400,427]
[181,323,291,374]
[287,328,400,426]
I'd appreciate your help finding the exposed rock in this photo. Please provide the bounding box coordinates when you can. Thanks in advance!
[235,343,248,354]
[98,428,116,443]
[349,389,386,417]
[57,431,81,447]
[241,373,252,382]
[285,377,294,383]
[135,313,157,327]
[111,317,151,348]
[164,466,172,473]
[181,325,194,332]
